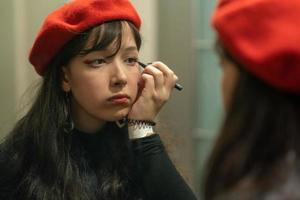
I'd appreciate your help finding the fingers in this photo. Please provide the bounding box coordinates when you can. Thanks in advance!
[129,62,177,121]
[141,73,155,96]
[142,61,178,90]
[153,61,178,89]
[142,64,164,90]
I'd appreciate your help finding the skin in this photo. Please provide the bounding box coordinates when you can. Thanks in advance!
[62,22,178,133]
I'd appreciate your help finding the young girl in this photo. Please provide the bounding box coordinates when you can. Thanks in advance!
[0,0,196,199]
[204,0,300,199]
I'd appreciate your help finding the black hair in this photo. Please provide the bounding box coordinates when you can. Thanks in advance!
[203,41,300,200]
[1,20,142,200]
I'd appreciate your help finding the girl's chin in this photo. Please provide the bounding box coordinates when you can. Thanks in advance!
[110,110,130,121]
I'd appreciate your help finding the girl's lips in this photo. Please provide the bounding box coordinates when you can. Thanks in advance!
[108,94,130,104]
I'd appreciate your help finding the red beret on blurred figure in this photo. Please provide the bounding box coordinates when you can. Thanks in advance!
[212,0,300,94]
[29,0,141,76]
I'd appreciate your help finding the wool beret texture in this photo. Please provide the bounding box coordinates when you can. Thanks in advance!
[29,0,141,76]
[212,0,300,94]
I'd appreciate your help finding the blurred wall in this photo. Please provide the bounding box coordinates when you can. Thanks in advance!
[0,1,15,138]
[131,0,158,62]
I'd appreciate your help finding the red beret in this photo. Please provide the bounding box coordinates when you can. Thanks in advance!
[29,0,141,76]
[212,0,300,94]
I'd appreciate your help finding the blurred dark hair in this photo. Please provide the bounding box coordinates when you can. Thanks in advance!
[1,21,142,200]
[203,41,300,200]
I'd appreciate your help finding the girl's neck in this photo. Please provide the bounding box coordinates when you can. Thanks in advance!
[74,119,105,134]
[71,101,106,134]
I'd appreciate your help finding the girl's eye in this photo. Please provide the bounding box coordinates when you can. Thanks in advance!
[125,57,138,66]
[84,59,106,68]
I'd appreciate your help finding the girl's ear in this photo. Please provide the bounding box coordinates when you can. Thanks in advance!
[62,67,71,92]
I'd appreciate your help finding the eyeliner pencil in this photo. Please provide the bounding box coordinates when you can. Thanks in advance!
[138,61,183,91]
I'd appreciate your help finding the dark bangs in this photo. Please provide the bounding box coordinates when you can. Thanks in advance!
[59,20,141,66]
[80,21,141,55]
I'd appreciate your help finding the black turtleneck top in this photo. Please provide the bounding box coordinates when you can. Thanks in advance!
[0,125,197,200]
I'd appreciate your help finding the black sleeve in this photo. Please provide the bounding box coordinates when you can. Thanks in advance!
[131,134,197,200]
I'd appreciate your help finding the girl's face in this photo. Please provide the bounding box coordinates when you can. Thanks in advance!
[62,23,141,133]
[220,57,239,111]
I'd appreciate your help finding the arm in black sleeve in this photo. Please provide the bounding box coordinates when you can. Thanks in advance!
[131,134,197,200]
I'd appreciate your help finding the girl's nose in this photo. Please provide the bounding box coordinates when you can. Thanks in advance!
[110,62,128,87]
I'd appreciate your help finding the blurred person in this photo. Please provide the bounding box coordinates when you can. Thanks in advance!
[0,0,196,199]
[204,0,300,199]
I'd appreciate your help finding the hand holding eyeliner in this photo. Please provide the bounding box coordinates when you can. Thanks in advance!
[138,62,183,91]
